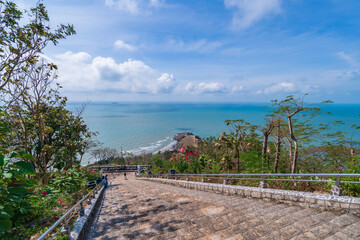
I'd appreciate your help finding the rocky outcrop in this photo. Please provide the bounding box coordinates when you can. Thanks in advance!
[173,132,203,150]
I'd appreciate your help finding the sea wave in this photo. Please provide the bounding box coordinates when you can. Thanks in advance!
[128,136,173,155]
[159,140,177,152]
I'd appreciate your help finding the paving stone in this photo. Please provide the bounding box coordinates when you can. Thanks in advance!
[324,232,355,240]
[342,222,360,239]
[329,214,358,228]
[308,223,334,238]
[86,174,359,240]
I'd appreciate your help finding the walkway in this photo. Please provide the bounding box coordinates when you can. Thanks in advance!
[88,174,360,240]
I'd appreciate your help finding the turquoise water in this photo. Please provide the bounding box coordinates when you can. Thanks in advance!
[66,103,360,165]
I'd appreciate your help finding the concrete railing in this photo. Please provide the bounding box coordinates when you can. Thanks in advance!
[139,177,360,217]
[90,165,151,172]
[140,173,360,196]
[37,183,104,240]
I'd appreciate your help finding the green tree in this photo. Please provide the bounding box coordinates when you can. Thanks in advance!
[0,1,80,184]
[0,1,75,105]
[220,119,259,172]
[271,95,332,173]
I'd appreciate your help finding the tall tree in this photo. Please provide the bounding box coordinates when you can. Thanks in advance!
[259,116,276,166]
[272,95,331,173]
[0,1,75,106]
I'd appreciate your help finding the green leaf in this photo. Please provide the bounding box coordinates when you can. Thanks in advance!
[8,186,28,196]
[8,195,21,203]
[14,161,34,174]
[21,153,34,161]
[0,219,12,231]
[3,172,13,179]
[20,208,28,214]
[0,153,4,167]
[3,156,9,167]
[0,207,14,220]
[0,211,12,220]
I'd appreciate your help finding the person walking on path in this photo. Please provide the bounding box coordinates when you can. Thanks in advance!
[102,176,108,188]
[124,172,127,180]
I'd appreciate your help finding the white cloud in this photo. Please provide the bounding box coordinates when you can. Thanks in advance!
[232,85,244,92]
[55,51,92,62]
[257,82,295,94]
[180,82,226,94]
[337,52,358,67]
[156,73,175,93]
[184,83,195,92]
[166,39,222,53]
[54,51,175,94]
[114,40,137,51]
[105,0,139,14]
[150,0,165,8]
[224,0,281,29]
[198,82,226,93]
[105,0,165,15]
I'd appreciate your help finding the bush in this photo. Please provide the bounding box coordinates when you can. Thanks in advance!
[0,150,36,232]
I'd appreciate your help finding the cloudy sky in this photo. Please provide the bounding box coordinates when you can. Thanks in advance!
[15,0,360,103]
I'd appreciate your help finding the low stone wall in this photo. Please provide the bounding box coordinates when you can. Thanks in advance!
[70,186,105,240]
[140,178,360,217]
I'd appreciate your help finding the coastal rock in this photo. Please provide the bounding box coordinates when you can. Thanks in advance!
[173,132,202,150]
[173,132,193,142]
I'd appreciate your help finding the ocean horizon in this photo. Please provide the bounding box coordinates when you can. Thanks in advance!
[66,102,360,165]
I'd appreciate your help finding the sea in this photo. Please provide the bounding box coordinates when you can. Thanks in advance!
[65,102,360,165]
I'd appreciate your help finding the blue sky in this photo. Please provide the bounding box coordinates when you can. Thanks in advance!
[15,0,360,103]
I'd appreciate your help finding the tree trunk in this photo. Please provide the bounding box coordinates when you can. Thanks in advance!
[284,137,293,171]
[287,115,298,174]
[262,134,269,166]
[274,123,281,172]
[291,140,298,173]
[274,142,281,172]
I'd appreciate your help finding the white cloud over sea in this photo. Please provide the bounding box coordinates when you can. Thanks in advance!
[11,0,360,103]
[183,82,227,94]
[54,51,175,94]
[53,52,247,99]
[51,51,360,102]
[257,82,295,95]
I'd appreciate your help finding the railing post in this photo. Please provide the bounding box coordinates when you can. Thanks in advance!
[80,202,85,217]
[331,176,343,196]
[259,175,267,188]
[336,176,341,187]
[223,178,227,185]
[61,220,71,237]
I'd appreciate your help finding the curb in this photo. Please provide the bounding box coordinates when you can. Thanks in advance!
[139,178,360,217]
[70,186,105,240]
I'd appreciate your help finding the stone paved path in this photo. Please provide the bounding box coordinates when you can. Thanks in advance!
[88,173,360,240]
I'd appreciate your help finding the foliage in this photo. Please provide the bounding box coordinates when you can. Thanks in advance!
[0,1,98,237]
[91,147,119,164]
[0,0,75,102]
[3,103,95,184]
[0,149,35,231]
[240,151,270,173]
[169,147,198,173]
[339,156,360,197]
[0,1,90,185]
[1,167,97,238]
